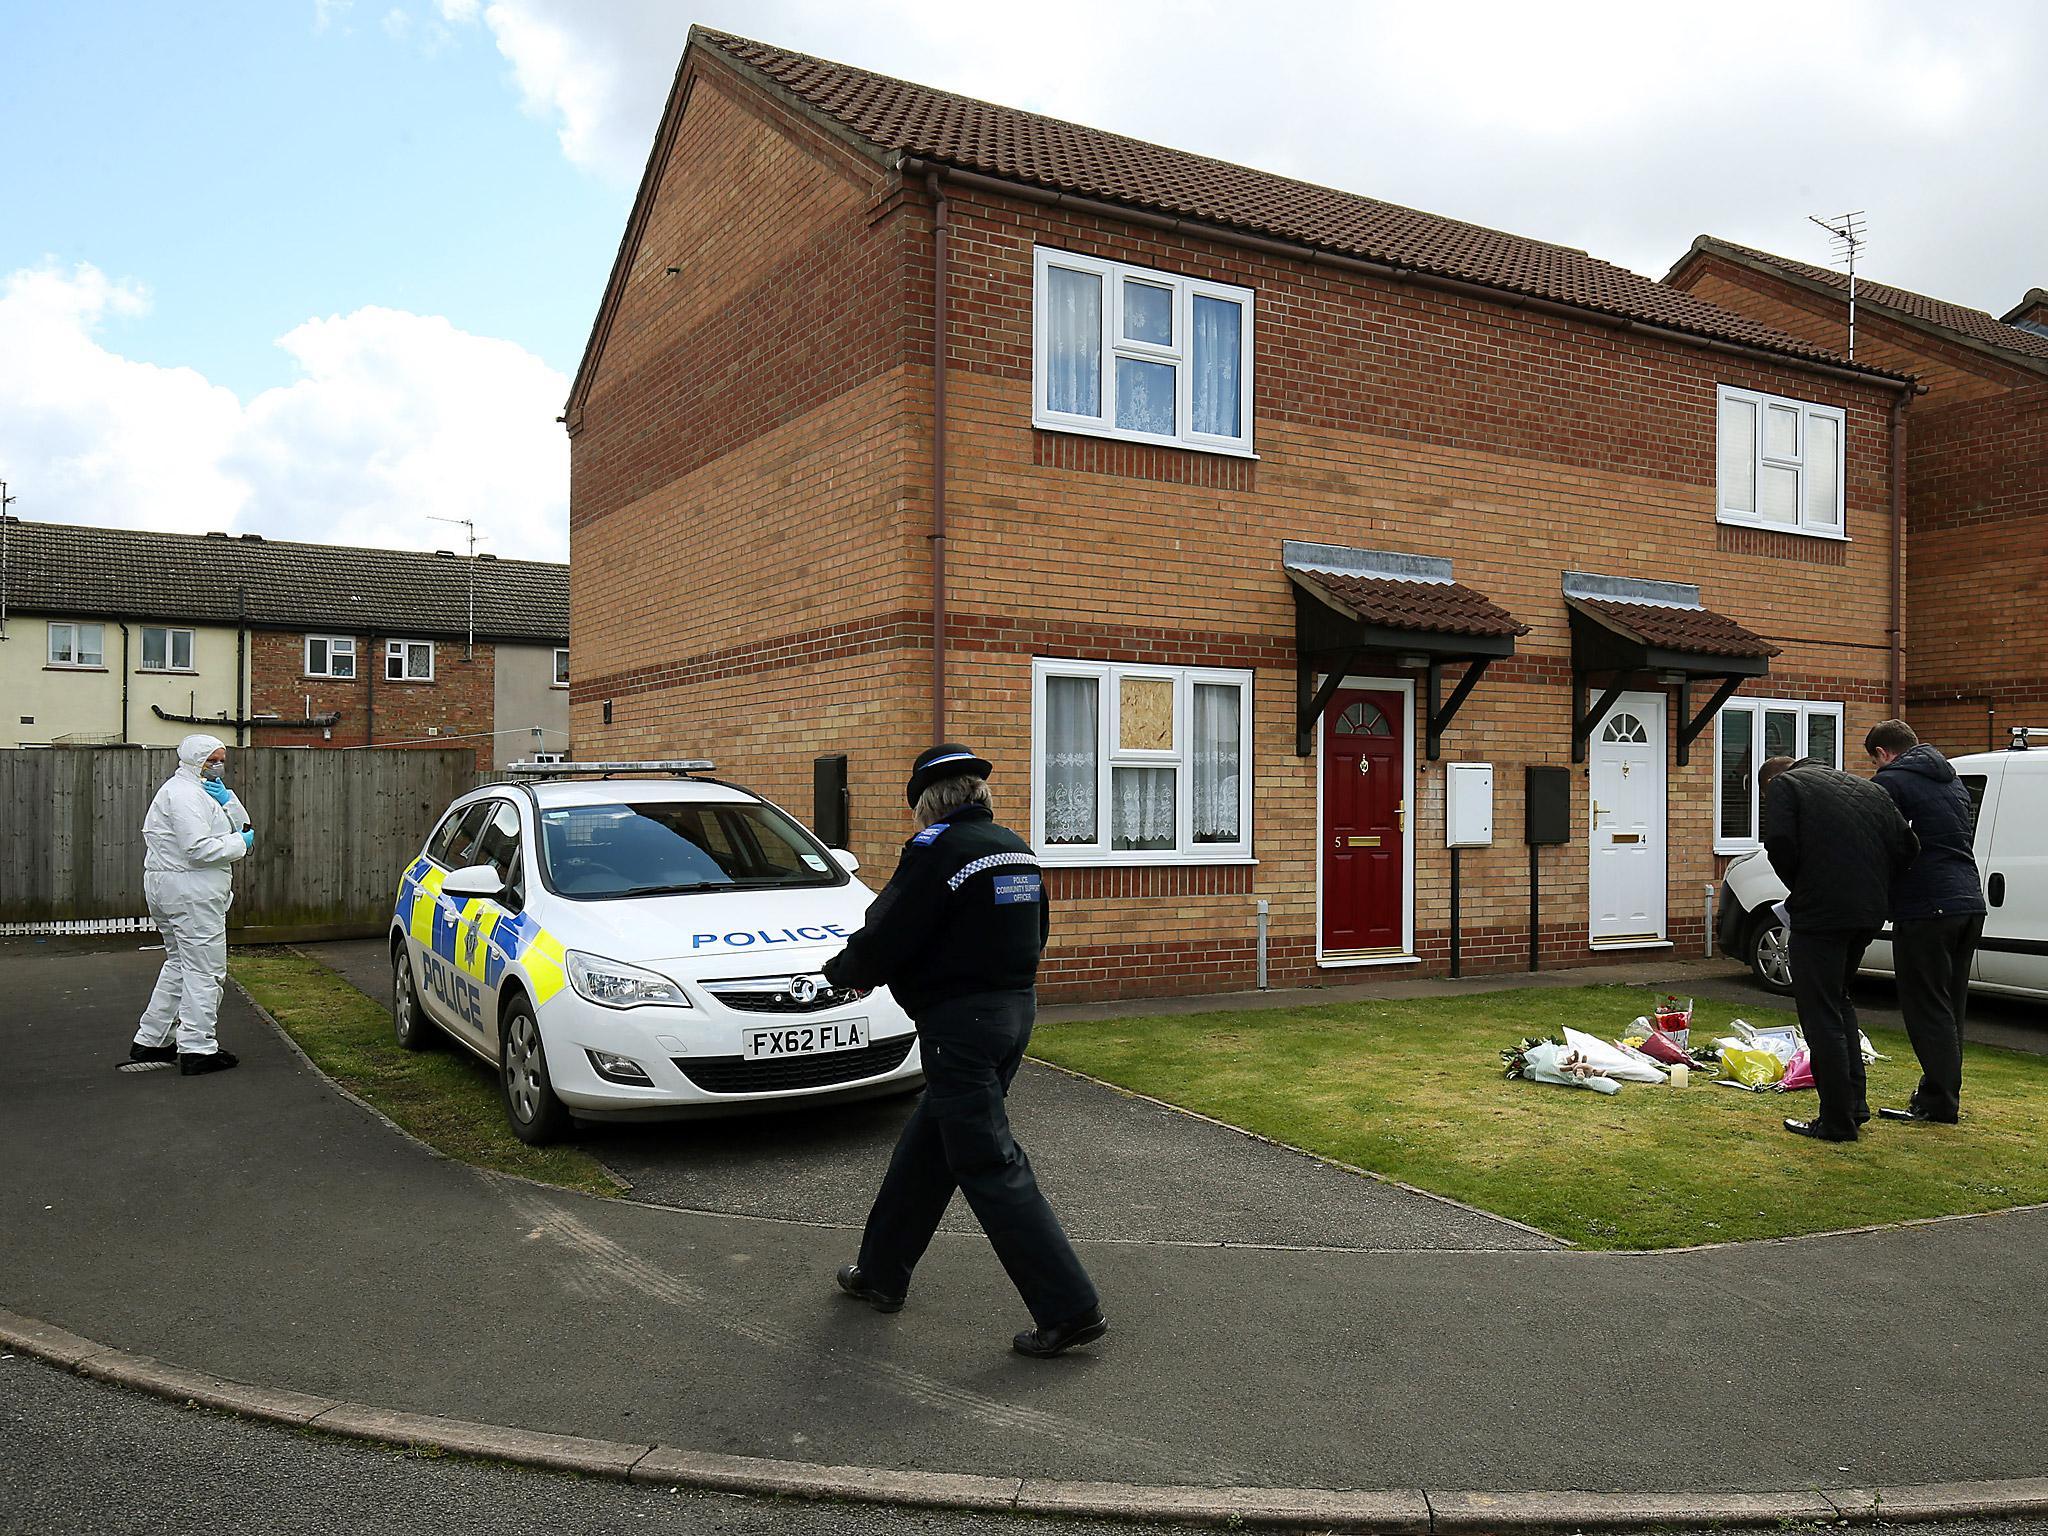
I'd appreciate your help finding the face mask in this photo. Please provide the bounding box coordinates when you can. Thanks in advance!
[202,761,226,781]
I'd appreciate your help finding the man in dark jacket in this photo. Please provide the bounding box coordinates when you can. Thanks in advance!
[823,744,1104,1358]
[1866,720,1986,1124]
[1759,755,1918,1142]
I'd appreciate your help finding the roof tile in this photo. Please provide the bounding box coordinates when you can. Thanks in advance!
[1296,570,1528,640]
[699,30,1904,380]
[1574,597,1779,660]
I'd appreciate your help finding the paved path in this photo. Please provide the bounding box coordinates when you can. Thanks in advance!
[6,939,2045,1499]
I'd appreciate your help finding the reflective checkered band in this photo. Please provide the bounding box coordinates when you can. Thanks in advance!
[945,852,1041,891]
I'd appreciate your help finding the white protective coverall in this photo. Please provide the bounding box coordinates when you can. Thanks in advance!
[134,734,251,1055]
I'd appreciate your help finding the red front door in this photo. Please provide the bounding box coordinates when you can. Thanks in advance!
[1322,687,1406,957]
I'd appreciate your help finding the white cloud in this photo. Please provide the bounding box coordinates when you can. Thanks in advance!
[437,0,2048,313]
[0,263,568,562]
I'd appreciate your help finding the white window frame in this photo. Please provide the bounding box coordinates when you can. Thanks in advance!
[305,635,357,679]
[386,638,435,683]
[553,648,569,688]
[1713,698,1846,853]
[47,622,106,669]
[138,625,196,673]
[1029,657,1254,866]
[1716,385,1848,539]
[1031,246,1256,458]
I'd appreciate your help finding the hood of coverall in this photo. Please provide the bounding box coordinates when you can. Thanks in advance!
[177,733,227,780]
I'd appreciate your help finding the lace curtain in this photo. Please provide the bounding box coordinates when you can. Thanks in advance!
[1191,295,1241,438]
[1045,267,1101,417]
[1191,683,1240,842]
[1043,675,1098,844]
[1111,767,1176,850]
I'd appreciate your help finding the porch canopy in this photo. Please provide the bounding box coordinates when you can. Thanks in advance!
[1286,541,1529,758]
[1563,571,1780,766]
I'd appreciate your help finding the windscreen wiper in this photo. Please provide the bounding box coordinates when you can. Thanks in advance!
[611,881,729,897]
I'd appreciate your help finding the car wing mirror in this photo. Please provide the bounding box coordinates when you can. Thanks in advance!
[829,848,860,875]
[442,863,507,901]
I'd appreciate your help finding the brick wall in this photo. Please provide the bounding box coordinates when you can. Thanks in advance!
[249,629,500,772]
[1673,252,2048,759]
[565,67,1900,999]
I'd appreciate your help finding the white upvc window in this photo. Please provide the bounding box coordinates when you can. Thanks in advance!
[139,626,195,672]
[386,639,435,682]
[305,635,356,679]
[1030,658,1253,865]
[47,622,106,668]
[553,648,569,688]
[1714,698,1845,852]
[1032,247,1255,457]
[1716,385,1846,538]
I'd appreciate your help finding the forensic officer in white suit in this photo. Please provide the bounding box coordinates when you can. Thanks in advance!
[128,733,254,1076]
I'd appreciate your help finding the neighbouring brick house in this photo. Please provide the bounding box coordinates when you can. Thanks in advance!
[1,520,569,770]
[564,29,1914,1000]
[1667,239,2048,758]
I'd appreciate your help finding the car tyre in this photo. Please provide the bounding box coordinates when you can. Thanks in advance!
[1747,910,1794,994]
[500,994,571,1145]
[392,945,437,1051]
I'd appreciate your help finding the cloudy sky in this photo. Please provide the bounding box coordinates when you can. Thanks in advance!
[4,1,2042,561]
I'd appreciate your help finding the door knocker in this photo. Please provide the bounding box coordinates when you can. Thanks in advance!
[1358,758,1371,775]
[1621,762,1632,778]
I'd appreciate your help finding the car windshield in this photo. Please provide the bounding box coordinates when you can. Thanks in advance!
[537,799,844,899]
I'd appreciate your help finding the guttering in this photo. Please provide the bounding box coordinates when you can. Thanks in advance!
[895,158,1917,396]
[234,587,249,750]
[118,623,131,744]
[926,168,950,743]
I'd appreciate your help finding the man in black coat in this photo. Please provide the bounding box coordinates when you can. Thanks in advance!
[1866,720,1986,1124]
[1759,754,1918,1142]
[823,744,1104,1358]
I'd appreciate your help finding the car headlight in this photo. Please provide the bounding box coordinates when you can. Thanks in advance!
[564,950,692,1009]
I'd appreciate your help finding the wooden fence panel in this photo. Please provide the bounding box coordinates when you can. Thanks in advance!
[0,747,472,936]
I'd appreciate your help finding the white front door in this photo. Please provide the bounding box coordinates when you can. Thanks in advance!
[1588,691,1667,944]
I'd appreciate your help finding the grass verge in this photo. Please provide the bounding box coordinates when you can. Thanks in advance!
[231,946,619,1198]
[1029,985,2048,1249]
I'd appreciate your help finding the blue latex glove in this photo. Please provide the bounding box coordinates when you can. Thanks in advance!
[243,829,255,850]
[203,778,233,806]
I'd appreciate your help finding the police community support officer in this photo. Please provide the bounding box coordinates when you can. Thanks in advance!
[822,744,1105,1358]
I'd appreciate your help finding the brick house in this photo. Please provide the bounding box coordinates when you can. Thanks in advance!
[1667,239,2048,757]
[564,30,1913,1000]
[1,520,569,770]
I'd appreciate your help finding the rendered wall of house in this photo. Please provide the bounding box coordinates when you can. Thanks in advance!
[2,616,245,748]
[491,644,572,766]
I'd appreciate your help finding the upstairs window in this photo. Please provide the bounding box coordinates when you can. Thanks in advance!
[47,622,106,668]
[386,639,435,682]
[1033,247,1254,456]
[140,626,195,672]
[553,648,569,688]
[305,636,356,679]
[1717,386,1845,538]
[1715,698,1843,852]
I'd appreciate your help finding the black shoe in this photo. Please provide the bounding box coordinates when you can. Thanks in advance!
[1783,1117,1856,1142]
[179,1050,239,1076]
[1878,1104,1958,1125]
[1013,1310,1107,1358]
[128,1042,178,1064]
[834,1264,904,1314]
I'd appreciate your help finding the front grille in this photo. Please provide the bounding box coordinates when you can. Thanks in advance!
[674,1034,916,1095]
[704,985,868,1014]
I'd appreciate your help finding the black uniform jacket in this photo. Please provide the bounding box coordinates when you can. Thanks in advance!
[1763,762,1918,933]
[1874,745,1987,922]
[821,804,1050,1017]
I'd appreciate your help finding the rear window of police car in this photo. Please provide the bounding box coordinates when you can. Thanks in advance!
[538,800,844,899]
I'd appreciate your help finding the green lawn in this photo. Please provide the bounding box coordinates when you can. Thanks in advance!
[231,947,620,1198]
[1028,986,2048,1250]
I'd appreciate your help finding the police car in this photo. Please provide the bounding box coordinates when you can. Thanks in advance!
[389,761,921,1144]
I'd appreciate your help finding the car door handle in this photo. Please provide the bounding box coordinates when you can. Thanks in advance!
[1988,872,2005,907]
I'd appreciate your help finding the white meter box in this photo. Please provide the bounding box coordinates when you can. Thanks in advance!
[1445,762,1494,848]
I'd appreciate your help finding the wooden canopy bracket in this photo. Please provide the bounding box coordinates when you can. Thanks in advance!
[1571,674,1630,764]
[1425,656,1496,761]
[1677,674,1746,767]
[1296,649,1362,756]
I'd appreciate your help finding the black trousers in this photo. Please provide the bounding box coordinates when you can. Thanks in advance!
[858,989,1098,1327]
[1788,928,1876,1137]
[1890,913,1983,1121]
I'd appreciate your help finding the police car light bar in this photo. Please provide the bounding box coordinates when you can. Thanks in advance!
[505,759,715,777]
[2009,728,2048,752]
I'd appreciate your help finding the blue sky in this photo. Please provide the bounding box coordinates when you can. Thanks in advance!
[5,2,624,396]
[2,1,2042,562]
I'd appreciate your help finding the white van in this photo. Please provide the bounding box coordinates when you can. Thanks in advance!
[1718,740,2048,1001]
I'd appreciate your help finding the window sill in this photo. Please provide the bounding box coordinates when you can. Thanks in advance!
[1714,841,1763,858]
[303,674,358,682]
[383,677,436,686]
[136,668,199,676]
[44,665,108,672]
[1038,854,1258,869]
[1031,417,1258,461]
[1715,515,1849,543]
